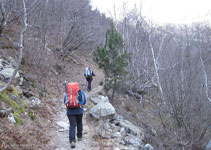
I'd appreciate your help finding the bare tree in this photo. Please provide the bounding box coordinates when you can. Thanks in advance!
[115,6,211,149]
[0,0,28,92]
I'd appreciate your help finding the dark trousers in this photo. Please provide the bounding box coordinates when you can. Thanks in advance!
[86,77,92,91]
[67,114,83,143]
[88,80,92,91]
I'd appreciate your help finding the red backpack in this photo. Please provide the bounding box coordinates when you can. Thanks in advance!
[66,82,82,108]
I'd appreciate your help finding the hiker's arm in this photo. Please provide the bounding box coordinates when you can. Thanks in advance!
[92,72,96,76]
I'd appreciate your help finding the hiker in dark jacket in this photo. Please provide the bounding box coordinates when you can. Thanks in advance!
[84,67,95,92]
[64,91,86,148]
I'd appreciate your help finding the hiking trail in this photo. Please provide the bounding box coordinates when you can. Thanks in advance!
[45,85,104,150]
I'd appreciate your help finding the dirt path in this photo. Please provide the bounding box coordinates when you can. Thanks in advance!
[45,85,103,150]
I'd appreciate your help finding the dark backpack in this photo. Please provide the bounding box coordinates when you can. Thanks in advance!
[77,90,86,105]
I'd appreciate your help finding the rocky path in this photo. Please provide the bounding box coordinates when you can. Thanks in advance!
[45,85,103,150]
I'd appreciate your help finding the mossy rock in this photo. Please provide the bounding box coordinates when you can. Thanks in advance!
[0,86,31,124]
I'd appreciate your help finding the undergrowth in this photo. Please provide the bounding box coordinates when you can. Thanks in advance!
[0,85,31,125]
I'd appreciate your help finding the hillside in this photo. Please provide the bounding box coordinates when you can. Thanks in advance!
[0,40,152,150]
[0,0,211,150]
[0,22,154,149]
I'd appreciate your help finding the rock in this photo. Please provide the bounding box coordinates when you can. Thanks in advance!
[56,121,69,131]
[0,58,3,70]
[110,114,124,125]
[1,101,7,109]
[91,95,109,104]
[127,145,139,150]
[89,101,115,119]
[58,128,64,132]
[16,86,23,95]
[0,68,20,79]
[142,144,154,150]
[8,113,16,124]
[206,140,211,150]
[1,59,11,68]
[0,107,12,118]
[101,119,111,130]
[119,119,145,139]
[19,77,24,86]
[99,130,113,139]
[23,89,34,98]
[51,68,59,75]
[124,134,142,148]
[120,127,126,136]
[10,95,20,104]
[39,91,48,97]
[112,132,121,139]
[8,57,17,67]
[29,96,41,109]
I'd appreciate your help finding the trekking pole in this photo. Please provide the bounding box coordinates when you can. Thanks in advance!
[65,81,67,94]
[64,81,68,104]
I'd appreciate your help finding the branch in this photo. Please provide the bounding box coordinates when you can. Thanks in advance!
[0,2,6,25]
[149,34,165,103]
[5,0,40,26]
[200,54,211,103]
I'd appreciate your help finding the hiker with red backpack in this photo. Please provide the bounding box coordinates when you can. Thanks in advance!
[84,67,95,92]
[64,81,86,148]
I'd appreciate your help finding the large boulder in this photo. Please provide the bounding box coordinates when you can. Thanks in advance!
[1,67,20,79]
[89,101,115,119]
[124,134,143,148]
[91,95,109,104]
[206,140,211,150]
[119,119,145,140]
[142,144,154,150]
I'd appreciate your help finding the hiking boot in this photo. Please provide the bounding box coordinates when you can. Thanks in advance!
[71,141,75,148]
[78,137,82,141]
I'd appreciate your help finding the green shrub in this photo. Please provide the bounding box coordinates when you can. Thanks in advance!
[1,42,14,49]
[13,112,22,125]
[28,111,35,120]
[10,85,19,96]
[0,91,10,103]
[99,81,103,86]
[47,44,54,49]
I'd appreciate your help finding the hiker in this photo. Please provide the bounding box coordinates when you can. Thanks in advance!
[64,82,86,148]
[84,67,95,92]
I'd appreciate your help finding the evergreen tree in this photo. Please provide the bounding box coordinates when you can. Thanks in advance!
[93,23,130,100]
